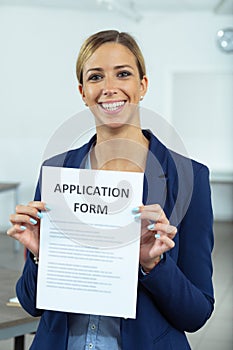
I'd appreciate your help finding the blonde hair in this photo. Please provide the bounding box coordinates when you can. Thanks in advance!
[76,30,146,85]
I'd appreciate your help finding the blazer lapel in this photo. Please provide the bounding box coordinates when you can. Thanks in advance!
[143,130,168,208]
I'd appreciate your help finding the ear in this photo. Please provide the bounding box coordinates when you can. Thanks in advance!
[140,75,148,97]
[78,84,87,105]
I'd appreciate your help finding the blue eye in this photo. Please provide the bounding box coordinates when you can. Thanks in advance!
[88,74,103,81]
[118,71,132,78]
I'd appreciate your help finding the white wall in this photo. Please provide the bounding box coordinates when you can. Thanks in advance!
[0,5,233,229]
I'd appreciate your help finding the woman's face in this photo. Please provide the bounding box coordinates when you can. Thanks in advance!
[79,42,148,129]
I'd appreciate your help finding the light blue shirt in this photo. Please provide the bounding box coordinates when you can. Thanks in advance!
[67,150,122,350]
[68,313,121,349]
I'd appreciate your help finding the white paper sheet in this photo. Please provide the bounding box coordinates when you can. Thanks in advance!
[37,166,144,318]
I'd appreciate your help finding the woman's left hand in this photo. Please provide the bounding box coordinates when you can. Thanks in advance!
[135,204,177,273]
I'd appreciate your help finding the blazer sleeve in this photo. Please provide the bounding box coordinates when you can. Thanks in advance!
[16,173,43,317]
[16,251,43,317]
[139,164,214,332]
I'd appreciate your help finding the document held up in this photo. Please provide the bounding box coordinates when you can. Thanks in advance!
[37,166,144,318]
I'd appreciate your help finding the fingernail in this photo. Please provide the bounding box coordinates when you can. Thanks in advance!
[132,207,140,214]
[20,225,26,231]
[37,212,43,219]
[134,213,141,221]
[147,223,155,230]
[154,233,161,239]
[45,205,51,211]
[30,218,37,225]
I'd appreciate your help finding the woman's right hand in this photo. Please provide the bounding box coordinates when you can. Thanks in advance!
[7,201,48,258]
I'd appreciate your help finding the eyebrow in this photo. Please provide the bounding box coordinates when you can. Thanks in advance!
[85,64,134,75]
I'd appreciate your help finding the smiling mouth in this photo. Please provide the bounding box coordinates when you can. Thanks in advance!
[100,101,125,112]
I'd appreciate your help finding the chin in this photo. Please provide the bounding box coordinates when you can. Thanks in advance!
[91,104,139,129]
[100,121,126,130]
[96,113,140,130]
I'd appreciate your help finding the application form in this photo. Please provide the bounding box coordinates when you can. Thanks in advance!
[37,166,144,318]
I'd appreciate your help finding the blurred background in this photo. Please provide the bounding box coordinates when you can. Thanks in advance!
[0,0,232,349]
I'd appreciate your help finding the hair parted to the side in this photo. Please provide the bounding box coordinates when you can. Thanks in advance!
[76,29,146,85]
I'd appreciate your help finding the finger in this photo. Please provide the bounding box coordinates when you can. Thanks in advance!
[15,204,44,220]
[147,223,177,238]
[133,204,162,215]
[7,224,27,237]
[156,234,175,249]
[9,213,38,226]
[141,204,169,224]
[149,235,175,257]
[7,225,39,257]
[135,209,169,224]
[140,204,162,213]
[28,201,50,212]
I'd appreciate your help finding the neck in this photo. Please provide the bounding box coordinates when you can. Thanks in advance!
[91,125,149,172]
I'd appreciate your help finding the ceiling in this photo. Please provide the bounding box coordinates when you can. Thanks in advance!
[0,0,232,17]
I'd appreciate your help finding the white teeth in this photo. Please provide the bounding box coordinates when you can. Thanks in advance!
[101,101,124,111]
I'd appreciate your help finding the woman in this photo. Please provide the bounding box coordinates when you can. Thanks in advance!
[8,30,214,349]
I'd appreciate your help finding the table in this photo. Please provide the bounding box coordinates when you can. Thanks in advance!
[0,269,40,350]
[210,171,233,185]
[0,183,20,196]
[210,171,233,221]
[0,183,20,252]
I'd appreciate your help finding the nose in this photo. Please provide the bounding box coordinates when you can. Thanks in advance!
[102,77,117,96]
[102,88,117,96]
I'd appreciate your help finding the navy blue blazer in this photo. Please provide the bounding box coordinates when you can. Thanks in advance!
[16,130,214,349]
